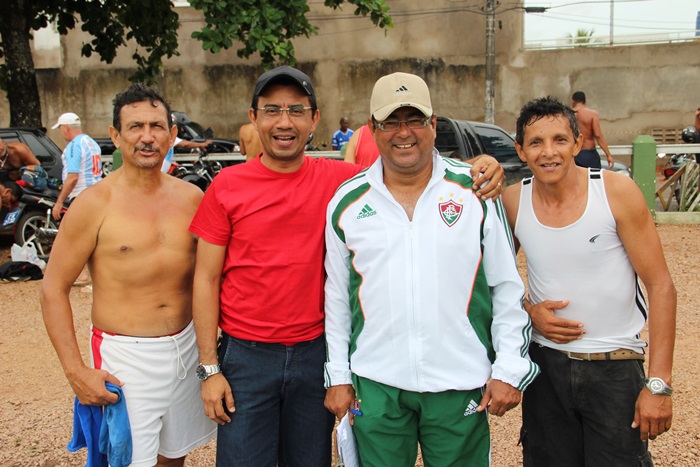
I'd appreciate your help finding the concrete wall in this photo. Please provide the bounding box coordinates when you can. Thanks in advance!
[501,43,700,144]
[1,1,698,149]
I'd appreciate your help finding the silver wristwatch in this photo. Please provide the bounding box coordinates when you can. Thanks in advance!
[645,377,673,396]
[196,363,221,381]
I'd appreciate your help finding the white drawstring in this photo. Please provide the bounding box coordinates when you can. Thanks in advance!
[168,335,187,380]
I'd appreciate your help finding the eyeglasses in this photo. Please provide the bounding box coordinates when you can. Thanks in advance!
[257,105,313,118]
[375,117,431,132]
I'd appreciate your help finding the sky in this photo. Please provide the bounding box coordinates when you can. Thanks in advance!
[523,0,699,42]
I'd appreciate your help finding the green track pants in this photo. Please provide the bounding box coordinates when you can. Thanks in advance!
[352,375,491,467]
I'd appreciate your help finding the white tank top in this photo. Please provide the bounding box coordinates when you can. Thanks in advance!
[515,169,648,353]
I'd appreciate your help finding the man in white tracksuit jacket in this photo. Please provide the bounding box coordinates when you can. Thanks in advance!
[323,72,539,467]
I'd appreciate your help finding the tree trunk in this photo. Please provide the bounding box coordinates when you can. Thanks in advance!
[0,0,42,127]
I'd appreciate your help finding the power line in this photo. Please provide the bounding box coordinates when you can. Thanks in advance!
[531,0,655,8]
[308,5,487,21]
[316,12,445,36]
[530,12,697,32]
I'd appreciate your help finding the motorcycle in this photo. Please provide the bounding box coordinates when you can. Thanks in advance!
[173,147,222,192]
[2,184,69,259]
[681,125,700,162]
[659,126,700,205]
[305,132,327,152]
[661,154,695,181]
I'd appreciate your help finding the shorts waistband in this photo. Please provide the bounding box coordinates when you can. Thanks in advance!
[92,320,193,341]
[556,348,645,361]
[92,322,192,379]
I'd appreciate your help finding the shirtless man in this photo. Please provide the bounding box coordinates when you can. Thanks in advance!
[238,122,263,161]
[571,91,614,169]
[41,83,215,467]
[0,138,41,181]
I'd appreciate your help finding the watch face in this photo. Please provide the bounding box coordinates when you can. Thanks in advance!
[196,364,207,381]
[650,379,664,392]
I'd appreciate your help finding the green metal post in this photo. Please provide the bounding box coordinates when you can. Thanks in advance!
[112,149,123,171]
[631,135,656,215]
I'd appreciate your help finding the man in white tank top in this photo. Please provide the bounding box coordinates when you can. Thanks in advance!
[502,97,676,467]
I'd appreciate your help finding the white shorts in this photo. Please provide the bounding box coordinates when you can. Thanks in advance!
[91,321,216,466]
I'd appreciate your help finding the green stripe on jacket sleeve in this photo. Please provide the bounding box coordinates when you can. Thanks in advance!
[330,183,372,242]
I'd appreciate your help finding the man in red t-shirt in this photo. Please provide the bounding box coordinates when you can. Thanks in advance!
[189,66,505,466]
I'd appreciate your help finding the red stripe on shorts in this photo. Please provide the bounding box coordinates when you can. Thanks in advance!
[91,327,105,370]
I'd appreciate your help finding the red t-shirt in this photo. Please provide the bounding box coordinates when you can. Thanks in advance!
[355,124,380,167]
[189,156,361,345]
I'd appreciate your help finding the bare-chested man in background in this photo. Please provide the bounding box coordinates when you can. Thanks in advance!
[41,83,214,467]
[0,138,41,181]
[238,122,263,161]
[571,91,614,169]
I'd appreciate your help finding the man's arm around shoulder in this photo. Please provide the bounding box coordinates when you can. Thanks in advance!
[606,172,676,441]
[40,184,121,406]
[466,154,505,200]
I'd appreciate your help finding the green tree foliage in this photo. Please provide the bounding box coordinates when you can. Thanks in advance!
[190,0,392,68]
[0,0,392,127]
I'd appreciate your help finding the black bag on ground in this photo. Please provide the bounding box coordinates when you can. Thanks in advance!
[0,261,44,281]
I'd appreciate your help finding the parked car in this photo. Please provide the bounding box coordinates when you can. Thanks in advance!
[434,117,631,186]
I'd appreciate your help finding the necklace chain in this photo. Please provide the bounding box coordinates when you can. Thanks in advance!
[0,146,8,168]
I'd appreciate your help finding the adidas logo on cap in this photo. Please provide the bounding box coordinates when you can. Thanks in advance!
[370,72,433,121]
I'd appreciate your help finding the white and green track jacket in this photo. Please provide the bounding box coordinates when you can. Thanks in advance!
[324,153,539,393]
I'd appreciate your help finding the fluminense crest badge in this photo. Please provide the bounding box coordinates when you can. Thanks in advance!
[439,200,463,227]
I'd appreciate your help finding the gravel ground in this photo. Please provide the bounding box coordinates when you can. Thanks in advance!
[0,224,698,466]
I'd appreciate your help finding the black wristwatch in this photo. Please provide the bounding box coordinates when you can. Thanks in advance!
[196,363,221,381]
[645,377,673,396]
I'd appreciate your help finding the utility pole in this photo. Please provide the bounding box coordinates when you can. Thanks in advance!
[484,0,496,124]
[609,0,615,45]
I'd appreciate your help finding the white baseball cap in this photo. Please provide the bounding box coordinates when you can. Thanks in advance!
[51,112,81,129]
[370,72,433,121]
